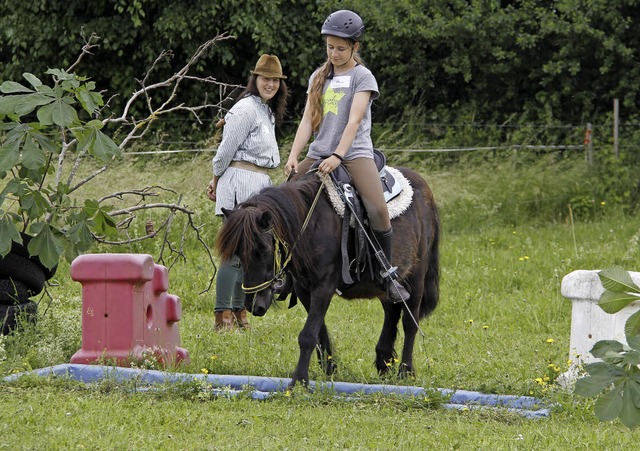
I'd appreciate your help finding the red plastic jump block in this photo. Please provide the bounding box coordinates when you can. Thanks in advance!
[70,253,189,368]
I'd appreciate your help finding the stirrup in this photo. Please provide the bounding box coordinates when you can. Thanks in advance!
[380,265,399,280]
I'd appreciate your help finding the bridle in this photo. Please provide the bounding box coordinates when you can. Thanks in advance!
[241,230,292,295]
[241,172,328,295]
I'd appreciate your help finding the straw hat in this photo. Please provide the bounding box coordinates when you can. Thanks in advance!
[250,54,287,79]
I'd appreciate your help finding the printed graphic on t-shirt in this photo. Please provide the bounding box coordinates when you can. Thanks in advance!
[323,85,345,117]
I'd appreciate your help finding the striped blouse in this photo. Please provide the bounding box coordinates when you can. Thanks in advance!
[212,95,280,215]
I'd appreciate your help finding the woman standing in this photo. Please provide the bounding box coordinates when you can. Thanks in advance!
[284,10,409,303]
[208,54,288,331]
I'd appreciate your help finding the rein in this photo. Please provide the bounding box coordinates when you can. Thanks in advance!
[242,172,328,294]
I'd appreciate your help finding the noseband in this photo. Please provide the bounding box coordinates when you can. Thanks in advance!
[241,231,291,294]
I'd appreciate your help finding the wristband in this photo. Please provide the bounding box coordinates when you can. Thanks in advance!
[331,152,344,162]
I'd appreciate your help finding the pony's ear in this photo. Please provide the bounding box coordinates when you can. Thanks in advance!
[258,211,272,230]
[221,207,233,218]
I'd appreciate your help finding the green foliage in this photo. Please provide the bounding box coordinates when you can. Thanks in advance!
[574,267,640,429]
[3,1,640,127]
[0,70,120,268]
[348,0,640,124]
[0,0,325,119]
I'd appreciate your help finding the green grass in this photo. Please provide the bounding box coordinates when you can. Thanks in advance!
[2,151,640,448]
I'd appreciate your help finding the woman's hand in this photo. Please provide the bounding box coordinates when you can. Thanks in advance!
[207,178,217,202]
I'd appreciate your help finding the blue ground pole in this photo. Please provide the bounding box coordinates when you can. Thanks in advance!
[4,364,551,419]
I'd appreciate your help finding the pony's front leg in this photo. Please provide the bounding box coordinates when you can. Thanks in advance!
[290,292,333,388]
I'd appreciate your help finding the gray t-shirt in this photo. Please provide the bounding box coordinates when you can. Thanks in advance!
[307,64,379,160]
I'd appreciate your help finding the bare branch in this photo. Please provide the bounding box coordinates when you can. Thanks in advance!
[109,202,194,217]
[109,33,235,126]
[69,164,108,193]
[67,29,101,73]
[98,187,165,203]
[54,128,69,187]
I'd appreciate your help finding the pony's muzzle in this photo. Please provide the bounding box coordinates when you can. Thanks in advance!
[245,290,272,317]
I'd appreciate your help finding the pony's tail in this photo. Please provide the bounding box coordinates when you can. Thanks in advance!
[419,209,440,320]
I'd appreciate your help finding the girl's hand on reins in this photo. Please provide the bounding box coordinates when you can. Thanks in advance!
[317,154,342,175]
[284,159,298,177]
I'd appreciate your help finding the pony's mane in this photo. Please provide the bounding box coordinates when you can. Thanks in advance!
[215,173,322,274]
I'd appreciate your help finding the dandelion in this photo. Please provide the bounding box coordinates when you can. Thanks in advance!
[601,201,606,206]
[546,338,555,343]
[285,390,291,397]
[201,368,209,374]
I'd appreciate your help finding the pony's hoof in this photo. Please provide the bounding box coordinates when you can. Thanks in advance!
[325,361,337,376]
[397,363,414,378]
[287,378,309,391]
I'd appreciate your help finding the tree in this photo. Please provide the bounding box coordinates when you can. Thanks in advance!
[1,32,234,273]
[3,0,640,129]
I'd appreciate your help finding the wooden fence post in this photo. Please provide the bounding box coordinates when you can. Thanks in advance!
[585,123,593,165]
[614,98,619,159]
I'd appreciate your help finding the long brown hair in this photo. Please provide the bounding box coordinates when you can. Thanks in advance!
[241,75,288,126]
[307,39,363,132]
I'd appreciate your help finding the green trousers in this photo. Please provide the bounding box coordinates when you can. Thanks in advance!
[215,255,245,311]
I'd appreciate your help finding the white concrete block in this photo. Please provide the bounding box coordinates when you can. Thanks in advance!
[558,269,640,389]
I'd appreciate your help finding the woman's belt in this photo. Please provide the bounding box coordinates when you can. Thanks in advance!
[229,160,269,174]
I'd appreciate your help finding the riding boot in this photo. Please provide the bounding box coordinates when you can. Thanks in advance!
[214,310,234,332]
[232,308,251,329]
[373,229,410,303]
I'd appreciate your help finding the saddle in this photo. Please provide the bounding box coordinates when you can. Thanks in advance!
[276,150,413,308]
[314,149,412,286]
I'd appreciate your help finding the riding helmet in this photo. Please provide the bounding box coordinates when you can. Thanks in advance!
[321,10,365,41]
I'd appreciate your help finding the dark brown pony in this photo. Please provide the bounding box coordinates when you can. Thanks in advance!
[216,168,440,387]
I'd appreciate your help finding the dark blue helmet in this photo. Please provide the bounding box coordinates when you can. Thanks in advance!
[321,10,365,41]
